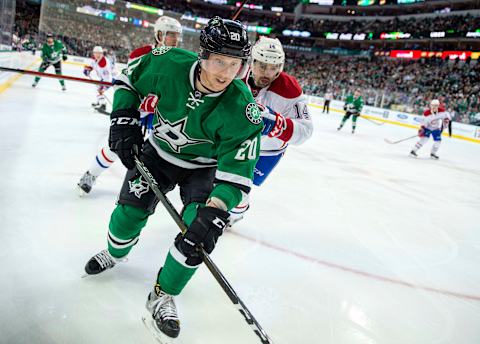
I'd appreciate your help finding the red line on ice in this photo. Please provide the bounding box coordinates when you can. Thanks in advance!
[230,231,480,302]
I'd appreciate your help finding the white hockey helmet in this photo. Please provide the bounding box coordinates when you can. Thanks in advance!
[252,37,285,68]
[430,99,440,106]
[154,16,182,44]
[93,46,103,53]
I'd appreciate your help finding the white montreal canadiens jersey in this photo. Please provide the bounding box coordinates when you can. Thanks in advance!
[89,56,114,83]
[247,71,313,155]
[422,107,452,130]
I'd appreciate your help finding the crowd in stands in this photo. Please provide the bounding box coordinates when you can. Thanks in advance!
[292,13,480,37]
[286,55,480,124]
[11,0,480,125]
[13,0,39,37]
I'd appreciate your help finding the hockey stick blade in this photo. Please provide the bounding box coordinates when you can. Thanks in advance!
[384,134,418,144]
[133,156,274,344]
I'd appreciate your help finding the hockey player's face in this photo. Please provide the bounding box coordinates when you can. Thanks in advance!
[164,32,181,47]
[201,54,243,92]
[252,61,282,88]
[47,38,54,45]
[93,52,102,60]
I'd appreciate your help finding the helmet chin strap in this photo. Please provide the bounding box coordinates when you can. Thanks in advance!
[195,64,218,94]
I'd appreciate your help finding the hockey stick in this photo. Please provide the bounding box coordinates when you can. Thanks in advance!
[231,0,249,20]
[361,115,385,126]
[0,66,112,86]
[384,134,418,144]
[133,156,274,344]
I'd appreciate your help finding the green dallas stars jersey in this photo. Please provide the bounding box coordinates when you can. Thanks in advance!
[345,94,364,114]
[113,47,263,210]
[41,40,66,64]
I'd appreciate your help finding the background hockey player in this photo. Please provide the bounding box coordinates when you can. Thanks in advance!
[229,37,313,224]
[32,33,67,90]
[83,46,114,115]
[337,89,364,133]
[83,17,262,341]
[410,99,452,159]
[77,16,182,194]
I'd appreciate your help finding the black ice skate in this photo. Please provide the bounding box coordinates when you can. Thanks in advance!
[77,171,96,195]
[84,249,124,275]
[143,284,180,343]
[93,103,109,115]
[430,153,439,160]
[409,150,418,158]
[62,85,66,91]
[32,81,38,88]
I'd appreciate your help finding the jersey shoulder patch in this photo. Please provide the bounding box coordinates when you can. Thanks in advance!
[129,45,153,60]
[245,103,262,125]
[268,72,303,99]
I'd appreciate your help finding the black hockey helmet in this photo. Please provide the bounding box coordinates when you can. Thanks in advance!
[46,33,53,39]
[199,17,251,60]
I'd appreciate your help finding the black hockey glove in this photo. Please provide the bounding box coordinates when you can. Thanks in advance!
[177,207,230,264]
[109,108,143,170]
[62,55,67,61]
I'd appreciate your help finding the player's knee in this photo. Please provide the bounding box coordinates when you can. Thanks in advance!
[109,204,149,238]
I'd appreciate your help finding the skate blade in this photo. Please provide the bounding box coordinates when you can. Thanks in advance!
[76,185,90,197]
[142,311,177,344]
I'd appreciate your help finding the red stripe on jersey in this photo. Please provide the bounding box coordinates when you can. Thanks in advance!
[129,45,153,60]
[97,56,107,68]
[424,107,446,116]
[268,72,303,99]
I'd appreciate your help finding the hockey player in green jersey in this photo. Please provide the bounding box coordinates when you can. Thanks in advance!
[84,17,262,340]
[32,33,67,90]
[337,89,364,134]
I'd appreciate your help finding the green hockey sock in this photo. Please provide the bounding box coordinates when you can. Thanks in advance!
[158,245,199,296]
[352,115,358,130]
[107,204,150,258]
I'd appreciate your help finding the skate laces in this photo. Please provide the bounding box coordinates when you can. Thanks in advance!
[93,250,116,269]
[152,292,179,322]
[80,172,96,186]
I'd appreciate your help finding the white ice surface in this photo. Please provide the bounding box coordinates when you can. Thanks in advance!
[0,62,479,344]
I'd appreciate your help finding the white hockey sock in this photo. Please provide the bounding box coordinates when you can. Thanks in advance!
[431,141,441,155]
[412,137,428,153]
[229,202,250,225]
[89,146,118,177]
[97,94,107,105]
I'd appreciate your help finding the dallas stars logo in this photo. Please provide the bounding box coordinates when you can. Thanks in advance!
[128,176,150,199]
[153,113,212,153]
